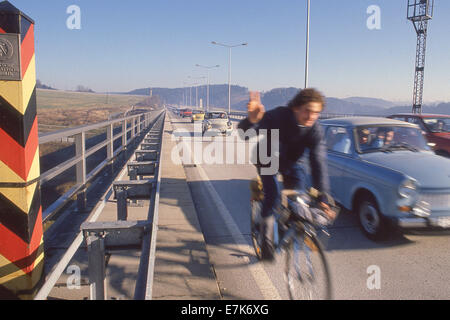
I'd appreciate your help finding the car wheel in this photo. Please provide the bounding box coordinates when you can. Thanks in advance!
[357,196,387,241]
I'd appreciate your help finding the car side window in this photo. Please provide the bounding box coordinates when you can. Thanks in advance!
[406,117,426,131]
[325,126,352,155]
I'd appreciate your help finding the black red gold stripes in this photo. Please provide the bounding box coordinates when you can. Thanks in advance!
[0,1,43,299]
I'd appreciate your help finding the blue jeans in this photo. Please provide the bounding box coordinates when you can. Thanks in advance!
[259,164,304,219]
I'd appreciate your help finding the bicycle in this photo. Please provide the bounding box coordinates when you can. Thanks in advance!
[250,176,339,300]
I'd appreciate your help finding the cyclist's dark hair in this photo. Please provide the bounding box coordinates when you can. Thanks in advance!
[287,88,325,110]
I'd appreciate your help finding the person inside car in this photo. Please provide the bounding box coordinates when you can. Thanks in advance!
[371,128,395,148]
[358,128,371,151]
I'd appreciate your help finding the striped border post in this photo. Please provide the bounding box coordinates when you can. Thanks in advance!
[0,1,44,299]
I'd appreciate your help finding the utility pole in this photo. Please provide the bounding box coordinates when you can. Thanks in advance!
[211,41,247,114]
[195,64,220,112]
[305,0,311,89]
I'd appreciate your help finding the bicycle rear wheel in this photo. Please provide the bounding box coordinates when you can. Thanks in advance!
[250,200,263,260]
[284,231,331,300]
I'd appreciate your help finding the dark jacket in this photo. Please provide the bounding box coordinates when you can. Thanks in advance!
[238,106,330,195]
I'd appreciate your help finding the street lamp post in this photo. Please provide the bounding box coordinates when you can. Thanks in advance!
[305,0,311,89]
[188,76,207,108]
[195,64,220,112]
[211,41,248,114]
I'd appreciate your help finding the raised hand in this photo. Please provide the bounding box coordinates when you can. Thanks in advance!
[247,91,265,124]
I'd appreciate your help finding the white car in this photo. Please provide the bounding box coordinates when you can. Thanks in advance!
[202,111,233,136]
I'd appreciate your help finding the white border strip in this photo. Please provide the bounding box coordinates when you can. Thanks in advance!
[144,115,165,300]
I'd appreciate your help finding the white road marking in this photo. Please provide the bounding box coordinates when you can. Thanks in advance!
[171,116,282,300]
[194,163,281,300]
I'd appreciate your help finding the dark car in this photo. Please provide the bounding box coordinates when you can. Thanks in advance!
[181,109,192,118]
[388,114,450,157]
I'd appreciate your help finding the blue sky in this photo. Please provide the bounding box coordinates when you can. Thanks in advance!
[8,0,450,102]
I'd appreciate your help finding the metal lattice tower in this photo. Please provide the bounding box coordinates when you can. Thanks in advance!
[407,0,434,114]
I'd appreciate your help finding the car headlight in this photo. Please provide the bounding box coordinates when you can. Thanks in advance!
[396,178,419,210]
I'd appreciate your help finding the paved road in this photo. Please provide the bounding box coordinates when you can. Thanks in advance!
[169,112,450,300]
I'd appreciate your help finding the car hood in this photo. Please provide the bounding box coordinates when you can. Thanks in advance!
[361,151,450,189]
[208,119,228,126]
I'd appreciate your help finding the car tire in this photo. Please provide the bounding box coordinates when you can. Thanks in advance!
[357,195,388,241]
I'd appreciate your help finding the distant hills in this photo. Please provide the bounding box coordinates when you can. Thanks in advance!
[122,85,450,116]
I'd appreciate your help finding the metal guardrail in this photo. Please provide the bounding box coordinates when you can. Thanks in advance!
[228,110,382,120]
[35,111,166,300]
[39,110,163,222]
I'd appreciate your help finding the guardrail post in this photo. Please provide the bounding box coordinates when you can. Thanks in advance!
[106,123,114,175]
[0,2,44,299]
[107,123,114,161]
[116,189,128,221]
[138,115,142,135]
[132,117,136,142]
[75,131,87,212]
[121,119,128,161]
[86,234,107,300]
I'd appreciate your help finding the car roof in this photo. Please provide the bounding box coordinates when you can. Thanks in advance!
[320,116,417,127]
[207,111,227,115]
[389,113,450,118]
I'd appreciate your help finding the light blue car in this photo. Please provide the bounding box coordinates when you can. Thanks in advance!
[301,117,450,241]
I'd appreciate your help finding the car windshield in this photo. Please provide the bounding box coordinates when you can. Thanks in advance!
[356,125,430,153]
[192,110,204,114]
[422,117,450,133]
[208,112,227,119]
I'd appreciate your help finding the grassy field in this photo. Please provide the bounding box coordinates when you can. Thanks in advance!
[37,89,145,110]
[37,88,148,157]
[36,89,151,206]
[37,89,147,129]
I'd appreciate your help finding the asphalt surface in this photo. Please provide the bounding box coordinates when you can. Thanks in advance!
[169,111,450,300]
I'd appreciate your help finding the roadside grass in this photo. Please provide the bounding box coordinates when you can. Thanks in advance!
[37,88,146,131]
[37,88,148,201]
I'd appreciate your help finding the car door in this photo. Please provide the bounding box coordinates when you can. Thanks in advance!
[324,125,354,203]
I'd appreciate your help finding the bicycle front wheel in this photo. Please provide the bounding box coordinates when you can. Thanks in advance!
[284,231,331,300]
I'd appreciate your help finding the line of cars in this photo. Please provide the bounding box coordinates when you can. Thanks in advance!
[177,108,233,136]
[301,113,450,241]
[175,106,450,241]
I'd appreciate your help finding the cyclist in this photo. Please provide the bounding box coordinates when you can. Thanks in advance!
[238,88,336,261]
